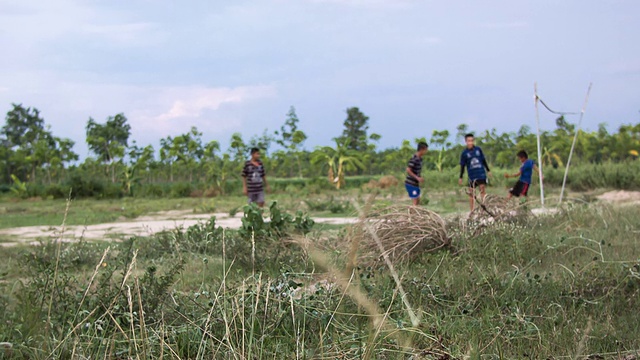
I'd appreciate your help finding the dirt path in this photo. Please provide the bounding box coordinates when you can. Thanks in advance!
[0,211,358,247]
[3,190,636,247]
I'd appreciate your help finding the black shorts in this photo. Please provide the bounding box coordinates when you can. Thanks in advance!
[468,178,487,188]
[509,181,529,197]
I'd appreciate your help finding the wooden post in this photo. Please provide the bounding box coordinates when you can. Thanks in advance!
[559,83,592,205]
[534,83,545,207]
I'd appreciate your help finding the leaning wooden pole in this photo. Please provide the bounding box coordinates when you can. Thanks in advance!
[534,83,545,207]
[559,83,593,205]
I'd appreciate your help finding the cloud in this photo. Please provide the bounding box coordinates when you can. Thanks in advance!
[81,22,163,46]
[479,21,528,29]
[308,0,415,9]
[154,85,277,122]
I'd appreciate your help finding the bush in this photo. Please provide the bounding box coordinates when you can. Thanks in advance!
[64,174,105,198]
[170,182,193,198]
[43,183,69,199]
[543,161,640,191]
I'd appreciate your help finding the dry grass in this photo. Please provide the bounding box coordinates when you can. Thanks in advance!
[353,205,450,265]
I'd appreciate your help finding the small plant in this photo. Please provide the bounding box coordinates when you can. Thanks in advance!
[9,174,28,199]
[229,206,239,217]
[239,202,315,239]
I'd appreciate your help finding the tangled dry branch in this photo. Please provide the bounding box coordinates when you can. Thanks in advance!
[354,205,450,264]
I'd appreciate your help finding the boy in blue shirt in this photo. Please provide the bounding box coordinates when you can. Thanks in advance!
[505,150,541,200]
[405,142,429,206]
[459,134,492,211]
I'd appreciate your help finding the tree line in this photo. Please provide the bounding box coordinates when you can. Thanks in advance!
[1,103,639,195]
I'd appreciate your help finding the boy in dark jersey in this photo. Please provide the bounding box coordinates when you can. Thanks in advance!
[242,148,269,207]
[505,150,541,200]
[458,134,492,211]
[405,142,429,206]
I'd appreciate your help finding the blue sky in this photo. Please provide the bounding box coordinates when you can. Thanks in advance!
[0,0,638,157]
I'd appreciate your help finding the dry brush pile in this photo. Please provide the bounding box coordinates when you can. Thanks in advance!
[350,205,451,265]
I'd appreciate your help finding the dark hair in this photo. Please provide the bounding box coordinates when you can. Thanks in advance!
[464,133,474,140]
[517,150,528,159]
[250,147,261,155]
[417,142,429,151]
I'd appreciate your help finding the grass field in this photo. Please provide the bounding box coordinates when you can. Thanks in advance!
[0,187,638,359]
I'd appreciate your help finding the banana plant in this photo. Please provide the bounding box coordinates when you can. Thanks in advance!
[311,138,364,189]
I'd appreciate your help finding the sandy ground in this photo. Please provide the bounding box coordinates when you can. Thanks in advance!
[2,191,637,247]
[597,190,640,204]
[0,211,358,246]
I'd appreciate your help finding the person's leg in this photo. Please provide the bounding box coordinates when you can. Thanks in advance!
[468,186,475,211]
[413,197,420,206]
[479,183,486,202]
[256,191,265,208]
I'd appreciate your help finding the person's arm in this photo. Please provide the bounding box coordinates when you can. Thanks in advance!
[407,167,423,183]
[533,165,543,181]
[481,159,491,173]
[242,164,248,195]
[479,148,491,175]
[505,170,522,179]
[458,164,465,185]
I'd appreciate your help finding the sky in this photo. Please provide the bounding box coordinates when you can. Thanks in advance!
[0,0,638,158]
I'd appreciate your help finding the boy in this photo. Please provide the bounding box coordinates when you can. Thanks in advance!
[405,142,429,206]
[505,150,540,200]
[458,133,492,211]
[242,148,269,207]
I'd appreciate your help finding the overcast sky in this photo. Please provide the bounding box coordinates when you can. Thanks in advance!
[1,0,638,157]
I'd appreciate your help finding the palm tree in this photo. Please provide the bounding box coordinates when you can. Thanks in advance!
[311,138,364,189]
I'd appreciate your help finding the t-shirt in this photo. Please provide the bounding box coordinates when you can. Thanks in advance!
[519,159,535,184]
[405,154,423,187]
[242,160,266,194]
[460,146,487,181]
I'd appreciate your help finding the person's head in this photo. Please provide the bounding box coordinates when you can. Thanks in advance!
[464,133,475,149]
[517,150,528,162]
[250,147,261,160]
[417,142,429,156]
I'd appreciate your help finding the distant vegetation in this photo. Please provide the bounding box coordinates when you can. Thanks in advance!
[1,103,638,199]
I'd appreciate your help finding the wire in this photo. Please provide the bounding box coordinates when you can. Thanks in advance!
[535,96,579,116]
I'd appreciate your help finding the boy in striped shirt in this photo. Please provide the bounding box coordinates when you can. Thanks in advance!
[242,148,269,207]
[405,142,429,206]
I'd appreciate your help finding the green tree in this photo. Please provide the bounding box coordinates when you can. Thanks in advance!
[430,130,451,172]
[341,107,369,151]
[2,104,76,183]
[86,113,131,183]
[159,127,204,182]
[311,138,364,189]
[275,106,308,177]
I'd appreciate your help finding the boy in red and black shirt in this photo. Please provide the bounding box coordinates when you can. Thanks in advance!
[505,150,541,201]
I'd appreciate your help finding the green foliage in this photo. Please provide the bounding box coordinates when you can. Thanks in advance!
[239,202,315,239]
[340,106,370,151]
[304,196,352,214]
[9,174,27,198]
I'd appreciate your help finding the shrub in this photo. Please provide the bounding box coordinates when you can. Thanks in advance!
[378,175,399,189]
[170,182,193,198]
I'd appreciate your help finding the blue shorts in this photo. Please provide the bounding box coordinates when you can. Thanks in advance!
[405,183,421,199]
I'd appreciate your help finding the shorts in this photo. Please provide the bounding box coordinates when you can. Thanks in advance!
[509,181,529,197]
[468,178,487,188]
[405,183,421,199]
[247,191,265,204]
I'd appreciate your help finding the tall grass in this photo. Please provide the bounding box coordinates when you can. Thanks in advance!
[0,201,639,358]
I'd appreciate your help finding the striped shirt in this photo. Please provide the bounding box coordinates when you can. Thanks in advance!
[242,160,266,194]
[405,154,423,187]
